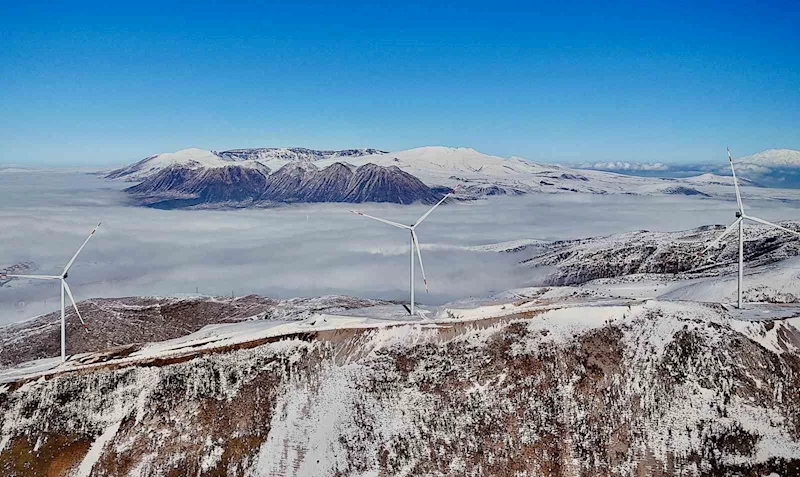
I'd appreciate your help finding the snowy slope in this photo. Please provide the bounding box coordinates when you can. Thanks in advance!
[497,222,800,287]
[661,257,800,305]
[0,296,798,475]
[450,223,800,309]
[0,295,391,368]
[105,148,268,181]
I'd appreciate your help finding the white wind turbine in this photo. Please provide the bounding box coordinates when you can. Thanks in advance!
[351,188,457,316]
[698,147,800,309]
[3,223,101,362]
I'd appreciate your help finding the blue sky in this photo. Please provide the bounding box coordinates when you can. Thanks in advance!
[1,1,798,166]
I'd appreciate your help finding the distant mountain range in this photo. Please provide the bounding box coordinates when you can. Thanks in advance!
[106,146,800,209]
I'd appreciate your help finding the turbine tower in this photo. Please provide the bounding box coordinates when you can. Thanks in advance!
[5,223,101,362]
[699,148,800,309]
[351,188,457,315]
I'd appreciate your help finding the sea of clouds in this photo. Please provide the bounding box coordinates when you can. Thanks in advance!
[1,170,800,325]
[574,159,800,188]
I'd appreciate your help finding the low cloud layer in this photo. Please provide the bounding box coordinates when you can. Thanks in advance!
[572,150,800,188]
[2,171,800,325]
[578,161,668,172]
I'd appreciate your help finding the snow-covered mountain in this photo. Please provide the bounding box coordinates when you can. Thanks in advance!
[107,146,800,209]
[0,293,798,475]
[737,148,800,170]
[105,148,254,181]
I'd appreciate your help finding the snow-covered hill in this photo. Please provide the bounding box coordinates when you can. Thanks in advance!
[0,295,798,475]
[458,221,800,310]
[504,222,800,287]
[105,148,258,181]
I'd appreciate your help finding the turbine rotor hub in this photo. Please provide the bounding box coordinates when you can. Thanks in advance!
[736,211,742,218]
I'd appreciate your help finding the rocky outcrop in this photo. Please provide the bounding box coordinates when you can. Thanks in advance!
[342,164,440,204]
[294,162,355,202]
[125,165,271,207]
[261,163,315,202]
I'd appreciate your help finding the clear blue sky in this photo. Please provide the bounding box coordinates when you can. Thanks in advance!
[1,1,798,166]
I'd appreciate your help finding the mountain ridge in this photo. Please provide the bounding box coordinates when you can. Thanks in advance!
[107,146,800,209]
[126,161,442,208]
[106,147,386,182]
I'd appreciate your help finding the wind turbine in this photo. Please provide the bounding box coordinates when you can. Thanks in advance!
[351,188,457,316]
[4,223,101,362]
[698,148,800,309]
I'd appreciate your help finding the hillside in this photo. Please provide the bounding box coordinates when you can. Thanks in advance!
[0,295,390,368]
[0,296,798,475]
[491,222,800,287]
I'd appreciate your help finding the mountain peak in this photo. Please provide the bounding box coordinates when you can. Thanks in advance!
[738,148,800,167]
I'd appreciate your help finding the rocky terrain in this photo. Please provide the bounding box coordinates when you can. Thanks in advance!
[499,221,800,287]
[122,162,442,208]
[0,297,798,475]
[0,295,389,368]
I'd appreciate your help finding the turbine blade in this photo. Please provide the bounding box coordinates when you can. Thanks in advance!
[349,210,410,229]
[413,185,458,228]
[744,215,800,238]
[62,280,90,334]
[728,146,744,213]
[62,223,102,276]
[411,230,428,293]
[5,274,62,280]
[698,218,742,256]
